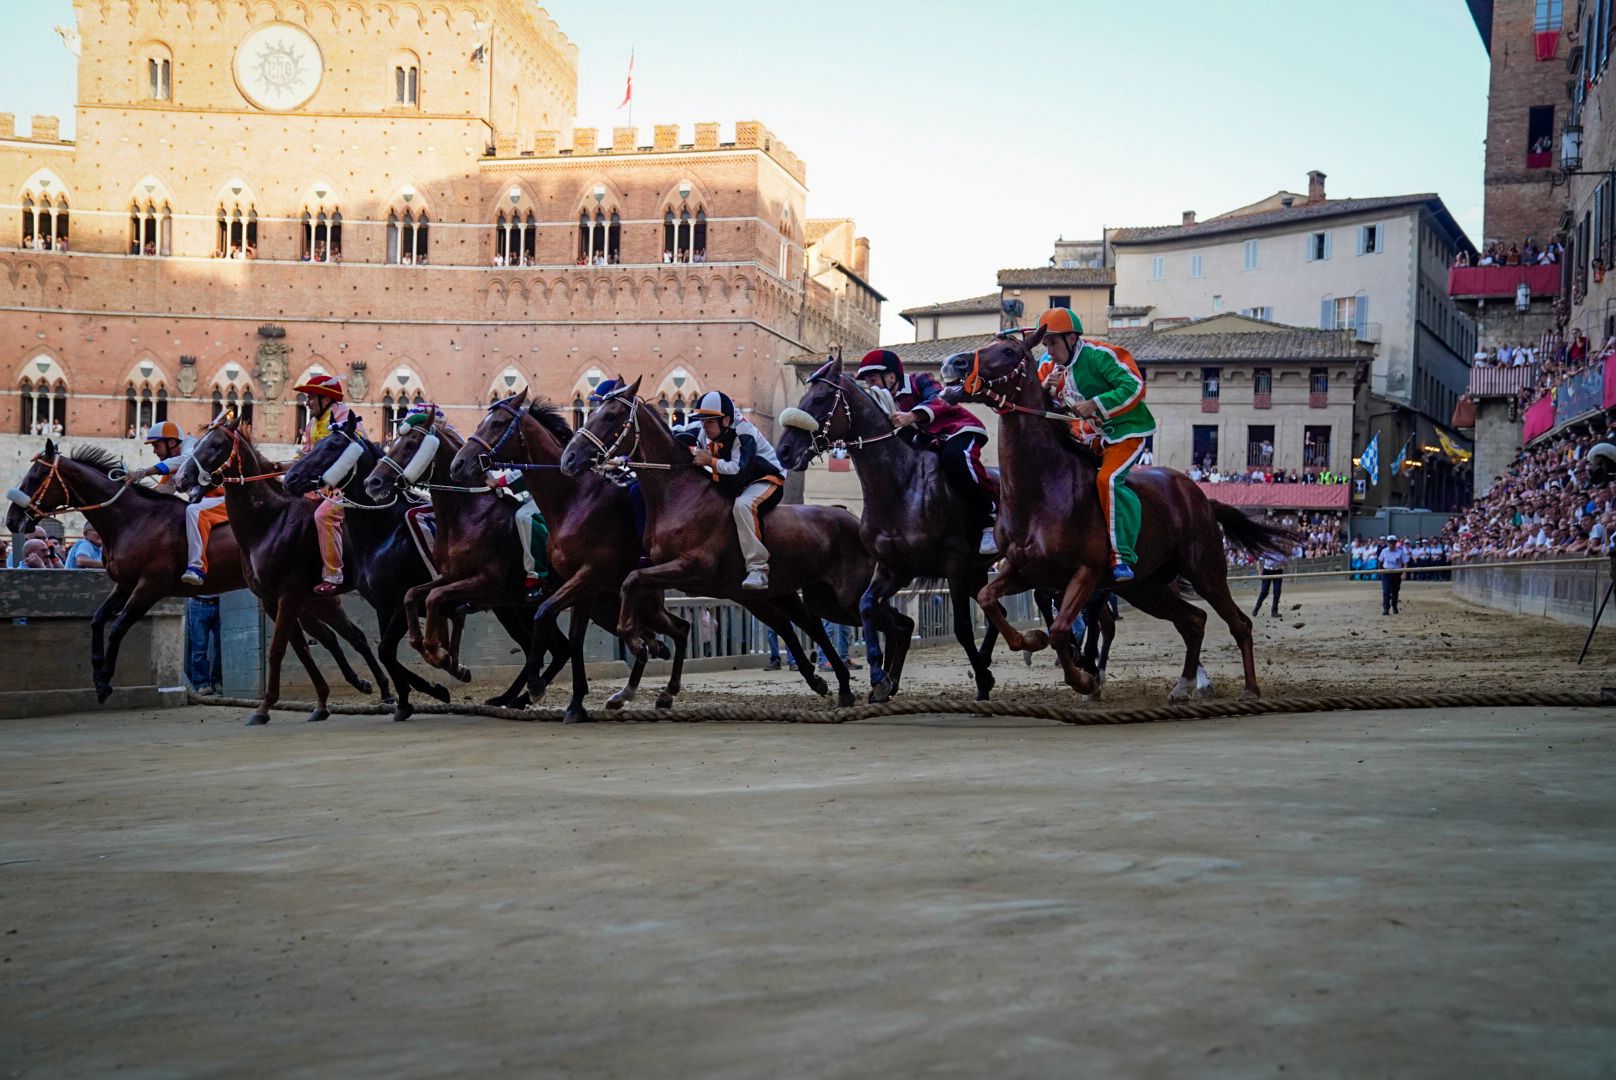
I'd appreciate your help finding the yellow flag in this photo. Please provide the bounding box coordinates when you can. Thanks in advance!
[1438,428,1472,464]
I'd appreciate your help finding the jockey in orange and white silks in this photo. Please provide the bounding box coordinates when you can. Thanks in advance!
[123,420,227,587]
[687,390,784,591]
[857,348,998,555]
[294,373,361,596]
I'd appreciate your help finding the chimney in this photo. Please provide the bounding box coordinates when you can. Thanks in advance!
[853,236,870,279]
[1181,210,1197,227]
[1307,170,1327,205]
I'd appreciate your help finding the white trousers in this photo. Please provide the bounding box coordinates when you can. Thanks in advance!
[513,499,541,577]
[732,479,780,574]
[186,495,225,566]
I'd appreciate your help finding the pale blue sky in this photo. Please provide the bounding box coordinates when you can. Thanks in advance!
[7,0,1489,342]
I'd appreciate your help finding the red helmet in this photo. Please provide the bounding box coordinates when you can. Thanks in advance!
[293,373,345,400]
[857,349,904,381]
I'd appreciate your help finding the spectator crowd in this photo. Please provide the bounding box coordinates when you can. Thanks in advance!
[1453,237,1561,268]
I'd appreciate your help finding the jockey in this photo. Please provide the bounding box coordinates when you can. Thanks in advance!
[123,420,227,587]
[1035,307,1156,583]
[467,402,553,602]
[857,348,998,555]
[293,373,360,596]
[688,390,784,590]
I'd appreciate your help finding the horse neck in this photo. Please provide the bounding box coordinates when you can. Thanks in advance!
[514,415,583,521]
[220,434,290,528]
[339,446,404,540]
[998,373,1090,509]
[837,380,922,508]
[57,458,141,539]
[626,401,702,511]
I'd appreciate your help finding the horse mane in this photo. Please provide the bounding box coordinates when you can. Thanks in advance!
[67,445,126,475]
[526,397,576,445]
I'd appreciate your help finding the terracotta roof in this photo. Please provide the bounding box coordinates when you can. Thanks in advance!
[786,335,986,370]
[899,292,1001,321]
[996,267,1115,287]
[1108,304,1154,318]
[1108,194,1446,245]
[805,218,850,244]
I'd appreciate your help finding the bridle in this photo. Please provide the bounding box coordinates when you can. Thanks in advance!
[311,427,402,510]
[573,394,652,486]
[958,338,1033,413]
[194,425,281,488]
[796,371,900,462]
[9,453,130,520]
[465,396,529,475]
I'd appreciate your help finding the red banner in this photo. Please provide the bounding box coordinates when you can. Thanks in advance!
[1605,355,1616,410]
[1522,396,1556,442]
[1447,264,1561,299]
[1536,30,1559,61]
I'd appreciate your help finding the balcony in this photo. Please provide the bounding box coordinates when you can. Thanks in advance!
[1447,263,1561,299]
[1253,392,1271,409]
[1467,364,1539,398]
[1309,391,1328,408]
[1201,397,1219,413]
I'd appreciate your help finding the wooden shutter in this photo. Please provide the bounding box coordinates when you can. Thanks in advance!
[1321,297,1334,329]
[1354,295,1369,338]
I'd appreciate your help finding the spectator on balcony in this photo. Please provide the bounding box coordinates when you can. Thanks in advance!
[1454,249,1472,268]
[1498,342,1514,366]
[1139,445,1154,466]
[1524,237,1541,263]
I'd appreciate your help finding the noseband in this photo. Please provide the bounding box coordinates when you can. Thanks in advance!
[574,397,646,486]
[959,343,1031,413]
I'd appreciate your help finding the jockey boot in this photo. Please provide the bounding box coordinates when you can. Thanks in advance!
[742,568,769,590]
[524,573,545,603]
[1110,559,1135,584]
[181,563,205,587]
[978,525,999,556]
[313,580,345,596]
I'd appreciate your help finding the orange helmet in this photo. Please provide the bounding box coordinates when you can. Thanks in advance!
[142,420,186,443]
[293,373,345,400]
[1036,308,1084,336]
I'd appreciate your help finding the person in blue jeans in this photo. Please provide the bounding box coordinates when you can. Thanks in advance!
[185,596,223,695]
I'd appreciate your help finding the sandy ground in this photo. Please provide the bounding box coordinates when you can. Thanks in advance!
[0,701,1612,1077]
[410,579,1615,715]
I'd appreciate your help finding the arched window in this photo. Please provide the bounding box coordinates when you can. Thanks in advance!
[212,374,254,426]
[388,208,429,266]
[664,204,707,264]
[494,208,538,266]
[21,377,68,435]
[131,200,169,256]
[381,391,399,432]
[216,204,256,258]
[20,194,32,248]
[210,388,224,421]
[778,215,792,278]
[570,394,586,430]
[657,393,671,420]
[17,377,34,434]
[577,201,620,265]
[125,381,164,434]
[301,208,342,263]
[393,59,419,106]
[145,44,173,101]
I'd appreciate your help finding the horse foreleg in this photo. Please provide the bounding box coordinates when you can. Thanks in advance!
[403,579,434,654]
[1049,565,1105,697]
[562,604,593,724]
[420,578,487,680]
[614,559,701,655]
[950,574,995,702]
[248,596,305,725]
[777,593,856,709]
[300,609,377,699]
[96,584,163,704]
[282,618,333,724]
[1177,556,1256,698]
[89,583,133,691]
[859,565,912,703]
[745,599,824,698]
[487,605,541,708]
[645,606,688,711]
[978,563,1043,654]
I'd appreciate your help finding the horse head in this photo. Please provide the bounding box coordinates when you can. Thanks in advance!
[285,413,372,497]
[449,387,529,486]
[6,438,59,533]
[769,355,872,468]
[369,411,455,499]
[560,376,642,478]
[940,325,1047,404]
[180,415,244,497]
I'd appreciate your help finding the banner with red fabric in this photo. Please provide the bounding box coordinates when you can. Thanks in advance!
[1536,30,1559,60]
[1522,396,1556,442]
[1195,483,1349,511]
[1605,355,1616,409]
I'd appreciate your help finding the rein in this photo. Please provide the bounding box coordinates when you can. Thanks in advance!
[796,373,901,462]
[958,341,1091,428]
[11,453,131,517]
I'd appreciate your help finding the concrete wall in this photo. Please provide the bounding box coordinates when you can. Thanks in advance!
[1453,554,1612,631]
[1471,396,1523,497]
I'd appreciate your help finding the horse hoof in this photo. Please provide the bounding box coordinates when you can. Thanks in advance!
[452,667,472,684]
[807,674,830,697]
[868,677,894,704]
[836,689,857,709]
[1196,684,1215,700]
[1167,685,1193,704]
[245,713,270,726]
[1022,630,1049,653]
[647,639,671,660]
[655,693,676,710]
[392,703,413,722]
[975,671,995,701]
[353,679,373,695]
[1023,650,1034,667]
[94,685,113,705]
[605,696,626,711]
[563,707,593,724]
[306,708,329,724]
[425,683,451,704]
[1239,687,1261,702]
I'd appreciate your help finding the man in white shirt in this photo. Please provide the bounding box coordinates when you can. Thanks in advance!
[1379,536,1409,614]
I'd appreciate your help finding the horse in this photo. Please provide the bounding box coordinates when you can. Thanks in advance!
[358,408,572,709]
[940,328,1293,701]
[558,376,873,707]
[445,391,690,724]
[178,416,393,725]
[1031,588,1116,698]
[774,355,999,703]
[5,439,383,704]
[283,415,551,721]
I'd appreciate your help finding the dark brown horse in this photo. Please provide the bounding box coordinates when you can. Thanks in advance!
[179,417,390,724]
[940,329,1292,700]
[775,356,997,702]
[559,377,873,707]
[446,392,690,724]
[5,439,382,704]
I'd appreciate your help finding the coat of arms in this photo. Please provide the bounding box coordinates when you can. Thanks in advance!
[253,341,290,399]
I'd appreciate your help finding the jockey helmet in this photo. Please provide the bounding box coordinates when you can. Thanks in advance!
[857,349,905,381]
[1037,308,1084,337]
[588,378,622,404]
[293,373,346,400]
[690,390,735,423]
[143,420,186,443]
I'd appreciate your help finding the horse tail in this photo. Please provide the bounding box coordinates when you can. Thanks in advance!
[1211,501,1296,559]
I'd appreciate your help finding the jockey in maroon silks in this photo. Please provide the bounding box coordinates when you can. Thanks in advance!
[857,349,998,555]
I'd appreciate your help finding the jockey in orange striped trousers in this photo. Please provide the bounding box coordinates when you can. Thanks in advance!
[123,420,227,586]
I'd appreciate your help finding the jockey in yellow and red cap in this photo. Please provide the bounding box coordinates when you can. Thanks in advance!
[293,373,361,595]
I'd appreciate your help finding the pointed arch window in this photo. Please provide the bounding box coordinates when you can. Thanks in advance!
[394,60,419,106]
[494,209,538,266]
[663,200,708,263]
[21,193,70,252]
[570,394,586,430]
[124,381,166,434]
[145,45,173,101]
[21,376,68,434]
[130,200,169,257]
[216,204,257,259]
[388,208,429,265]
[302,208,342,263]
[577,205,620,265]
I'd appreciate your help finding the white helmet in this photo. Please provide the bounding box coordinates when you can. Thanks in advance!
[143,420,187,443]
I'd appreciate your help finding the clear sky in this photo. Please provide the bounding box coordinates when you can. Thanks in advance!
[7,0,1489,343]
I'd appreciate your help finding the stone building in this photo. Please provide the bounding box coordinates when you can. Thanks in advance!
[1108,172,1477,510]
[0,1,880,444]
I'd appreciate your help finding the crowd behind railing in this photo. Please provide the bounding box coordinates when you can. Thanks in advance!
[1452,236,1561,268]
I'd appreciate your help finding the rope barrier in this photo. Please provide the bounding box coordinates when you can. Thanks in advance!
[188,688,1612,726]
[1237,555,1610,582]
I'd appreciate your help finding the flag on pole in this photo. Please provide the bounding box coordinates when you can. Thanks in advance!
[619,48,634,108]
[1390,435,1411,477]
[1438,428,1472,464]
[1360,432,1381,486]
[54,25,81,57]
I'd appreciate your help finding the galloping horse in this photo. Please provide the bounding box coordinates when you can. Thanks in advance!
[285,415,550,721]
[447,391,690,724]
[559,377,873,707]
[180,416,391,724]
[775,356,997,702]
[5,439,381,704]
[360,409,568,708]
[941,328,1292,700]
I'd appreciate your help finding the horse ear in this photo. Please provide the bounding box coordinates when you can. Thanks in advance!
[227,412,241,431]
[43,438,56,457]
[514,386,529,407]
[626,375,643,397]
[832,353,845,374]
[343,413,360,433]
[1024,325,1048,351]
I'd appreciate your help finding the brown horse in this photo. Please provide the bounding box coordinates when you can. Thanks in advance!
[445,392,690,724]
[940,329,1292,701]
[558,377,873,707]
[179,417,390,725]
[775,356,995,702]
[5,439,383,704]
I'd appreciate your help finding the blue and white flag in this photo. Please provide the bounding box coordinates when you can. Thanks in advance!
[1390,436,1409,478]
[1360,432,1381,486]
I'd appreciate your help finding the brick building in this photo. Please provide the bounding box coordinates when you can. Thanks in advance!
[1,1,880,444]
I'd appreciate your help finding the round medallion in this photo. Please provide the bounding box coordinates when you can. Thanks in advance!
[233,24,323,112]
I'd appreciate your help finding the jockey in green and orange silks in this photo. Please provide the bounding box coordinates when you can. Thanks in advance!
[1035,307,1155,582]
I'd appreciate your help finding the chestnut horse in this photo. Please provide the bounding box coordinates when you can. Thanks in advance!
[447,391,690,724]
[180,417,391,724]
[559,377,872,707]
[940,329,1292,701]
[5,439,382,704]
[775,356,996,702]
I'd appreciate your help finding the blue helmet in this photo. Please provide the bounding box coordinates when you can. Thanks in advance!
[587,378,622,405]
